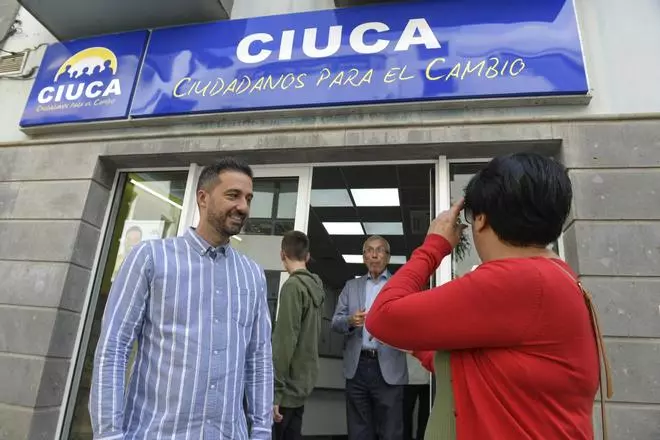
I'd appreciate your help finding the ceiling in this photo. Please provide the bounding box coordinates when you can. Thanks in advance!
[307,163,433,289]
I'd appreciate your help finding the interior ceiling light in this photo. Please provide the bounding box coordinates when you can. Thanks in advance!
[130,179,182,210]
[342,254,364,264]
[363,222,404,235]
[311,189,353,207]
[322,222,365,235]
[342,254,408,265]
[350,188,400,207]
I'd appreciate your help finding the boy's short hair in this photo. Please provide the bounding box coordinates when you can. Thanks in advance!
[281,230,310,261]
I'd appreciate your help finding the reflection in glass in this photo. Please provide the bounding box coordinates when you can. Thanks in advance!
[232,177,300,327]
[67,171,187,440]
[243,178,298,235]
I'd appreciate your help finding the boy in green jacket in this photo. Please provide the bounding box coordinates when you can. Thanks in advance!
[272,231,325,440]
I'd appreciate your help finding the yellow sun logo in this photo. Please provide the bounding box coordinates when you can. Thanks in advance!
[54,47,118,82]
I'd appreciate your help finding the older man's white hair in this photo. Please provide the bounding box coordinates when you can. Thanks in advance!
[362,235,391,253]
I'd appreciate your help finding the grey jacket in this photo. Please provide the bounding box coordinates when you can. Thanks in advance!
[331,275,408,385]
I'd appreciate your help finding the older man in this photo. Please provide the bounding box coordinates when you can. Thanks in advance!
[331,235,408,440]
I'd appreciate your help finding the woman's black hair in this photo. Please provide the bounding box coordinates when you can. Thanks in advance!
[464,153,572,247]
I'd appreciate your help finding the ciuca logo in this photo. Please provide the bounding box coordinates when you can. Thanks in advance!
[37,46,122,106]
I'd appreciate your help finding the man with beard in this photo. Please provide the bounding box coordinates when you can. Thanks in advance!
[90,157,273,440]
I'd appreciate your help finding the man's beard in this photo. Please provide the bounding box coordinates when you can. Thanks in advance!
[208,209,246,238]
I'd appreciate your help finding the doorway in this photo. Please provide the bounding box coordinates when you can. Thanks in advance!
[61,158,454,439]
[304,163,436,439]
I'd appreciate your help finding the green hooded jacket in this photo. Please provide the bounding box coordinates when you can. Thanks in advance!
[272,269,325,408]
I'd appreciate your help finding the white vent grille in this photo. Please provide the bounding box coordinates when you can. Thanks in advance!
[0,52,27,76]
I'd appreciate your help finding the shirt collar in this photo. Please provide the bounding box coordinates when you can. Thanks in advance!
[184,227,229,259]
[367,270,390,281]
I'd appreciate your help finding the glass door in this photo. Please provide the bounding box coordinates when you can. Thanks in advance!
[185,164,313,323]
[64,170,189,440]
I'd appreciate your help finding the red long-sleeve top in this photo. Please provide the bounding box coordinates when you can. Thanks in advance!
[365,234,600,440]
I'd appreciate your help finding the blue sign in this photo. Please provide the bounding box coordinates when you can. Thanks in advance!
[130,0,587,118]
[20,31,149,127]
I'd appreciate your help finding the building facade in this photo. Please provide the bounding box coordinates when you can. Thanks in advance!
[0,0,659,439]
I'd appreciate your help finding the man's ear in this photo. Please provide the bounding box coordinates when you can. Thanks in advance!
[473,213,488,234]
[305,254,310,263]
[197,189,207,211]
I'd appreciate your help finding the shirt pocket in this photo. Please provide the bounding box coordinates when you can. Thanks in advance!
[231,288,254,327]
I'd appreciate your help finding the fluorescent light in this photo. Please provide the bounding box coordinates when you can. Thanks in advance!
[231,235,243,242]
[323,222,364,235]
[311,189,353,207]
[130,179,182,210]
[351,188,400,207]
[342,254,407,264]
[364,222,404,235]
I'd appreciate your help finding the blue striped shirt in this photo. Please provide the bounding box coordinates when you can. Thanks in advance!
[90,228,273,440]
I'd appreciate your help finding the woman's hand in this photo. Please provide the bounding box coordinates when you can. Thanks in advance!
[428,198,468,248]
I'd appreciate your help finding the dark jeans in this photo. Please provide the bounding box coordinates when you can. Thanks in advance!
[346,354,404,440]
[403,384,431,440]
[273,406,305,440]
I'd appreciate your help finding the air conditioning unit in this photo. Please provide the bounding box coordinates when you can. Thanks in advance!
[0,51,28,77]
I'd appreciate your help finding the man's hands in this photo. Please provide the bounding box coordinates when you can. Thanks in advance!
[428,198,468,249]
[273,405,283,423]
[349,309,367,327]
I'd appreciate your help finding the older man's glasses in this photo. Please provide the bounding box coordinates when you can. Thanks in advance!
[363,247,389,256]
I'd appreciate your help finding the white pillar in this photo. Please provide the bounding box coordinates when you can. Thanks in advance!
[231,0,335,19]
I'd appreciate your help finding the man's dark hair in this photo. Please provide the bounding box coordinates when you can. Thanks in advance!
[464,153,572,247]
[281,230,310,261]
[196,157,253,192]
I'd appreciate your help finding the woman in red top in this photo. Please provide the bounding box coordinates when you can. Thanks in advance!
[365,153,605,439]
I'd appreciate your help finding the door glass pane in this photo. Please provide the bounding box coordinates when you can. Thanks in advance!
[449,162,559,279]
[67,171,188,440]
[230,177,299,324]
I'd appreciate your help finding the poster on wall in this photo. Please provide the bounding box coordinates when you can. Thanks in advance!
[111,220,165,281]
